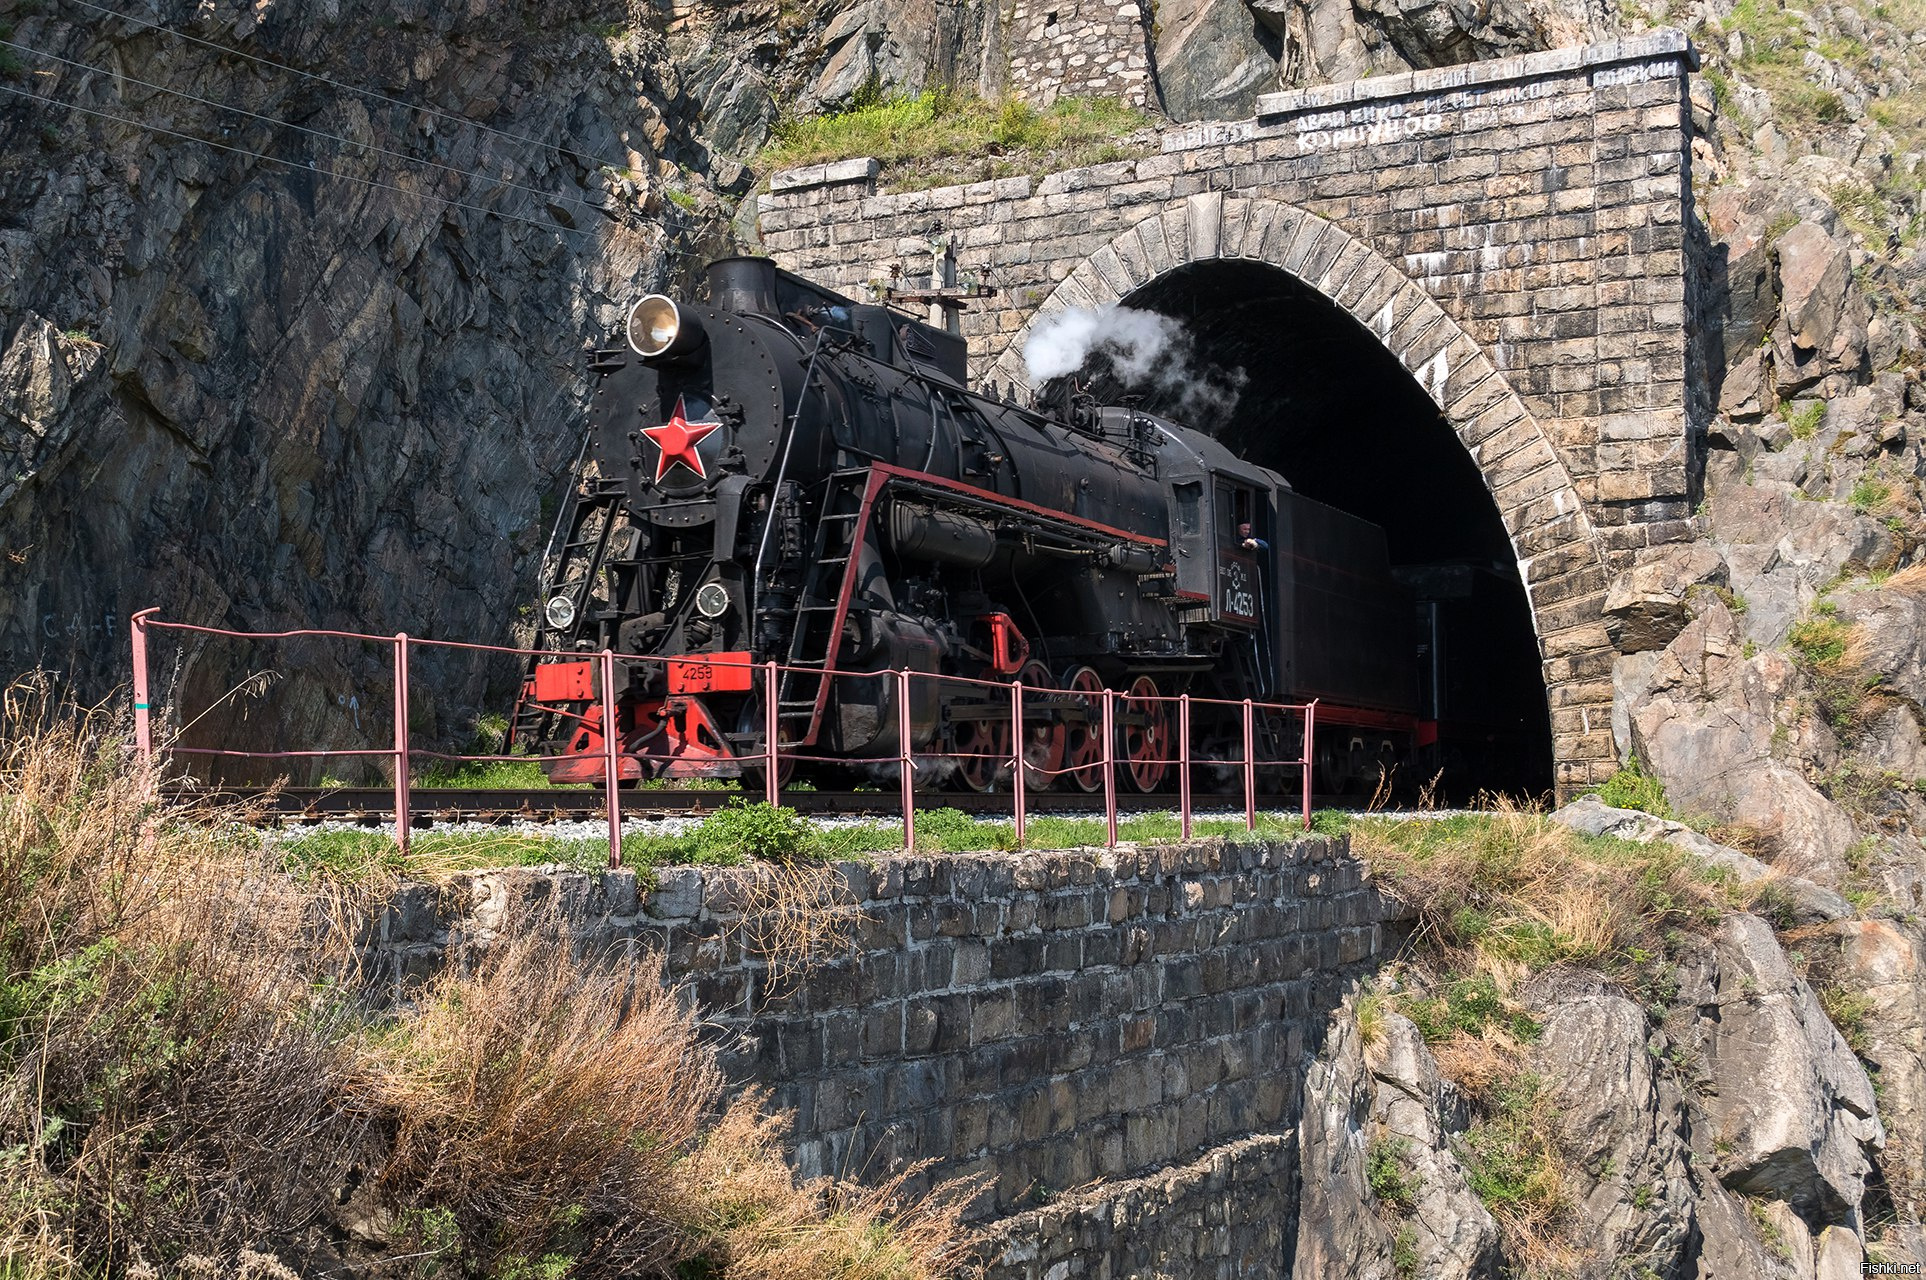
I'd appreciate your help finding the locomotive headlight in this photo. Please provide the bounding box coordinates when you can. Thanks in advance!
[544,594,577,630]
[626,294,706,362]
[628,295,680,356]
[694,581,730,619]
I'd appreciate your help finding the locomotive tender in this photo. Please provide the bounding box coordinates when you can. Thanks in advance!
[512,257,1430,793]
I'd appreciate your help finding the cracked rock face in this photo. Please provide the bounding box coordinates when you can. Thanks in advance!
[0,2,761,751]
[1694,915,1884,1220]
[1293,1004,1499,1280]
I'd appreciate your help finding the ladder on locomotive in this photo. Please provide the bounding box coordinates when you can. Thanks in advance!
[775,466,873,744]
[507,477,626,750]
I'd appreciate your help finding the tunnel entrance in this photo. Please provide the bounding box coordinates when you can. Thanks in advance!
[1070,258,1556,799]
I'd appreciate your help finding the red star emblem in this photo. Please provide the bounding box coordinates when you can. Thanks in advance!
[639,396,723,483]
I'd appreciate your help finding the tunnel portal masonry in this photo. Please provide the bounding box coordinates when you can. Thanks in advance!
[757,31,1704,794]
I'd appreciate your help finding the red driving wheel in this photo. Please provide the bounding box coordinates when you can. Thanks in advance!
[1121,674,1170,793]
[1016,660,1064,791]
[952,697,1011,793]
[1060,665,1105,793]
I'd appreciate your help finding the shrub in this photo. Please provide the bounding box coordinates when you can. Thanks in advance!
[0,680,374,1267]
[1367,1135,1421,1214]
[694,800,812,863]
[1456,1071,1574,1269]
[1591,755,1672,818]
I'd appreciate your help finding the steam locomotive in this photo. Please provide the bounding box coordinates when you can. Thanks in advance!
[509,257,1435,793]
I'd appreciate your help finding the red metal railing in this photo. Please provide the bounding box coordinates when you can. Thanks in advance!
[129,612,1318,866]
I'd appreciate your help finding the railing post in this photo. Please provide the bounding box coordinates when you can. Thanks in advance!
[393,633,410,859]
[601,648,622,869]
[763,659,780,808]
[1011,679,1026,849]
[898,668,915,852]
[130,607,158,786]
[1178,694,1192,842]
[1242,698,1256,833]
[1102,688,1117,850]
[1302,700,1318,832]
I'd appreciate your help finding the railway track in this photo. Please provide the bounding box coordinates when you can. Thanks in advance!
[177,786,1339,825]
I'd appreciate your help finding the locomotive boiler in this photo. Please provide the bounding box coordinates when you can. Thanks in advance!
[511,257,1427,793]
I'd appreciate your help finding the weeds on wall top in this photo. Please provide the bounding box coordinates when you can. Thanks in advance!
[757,89,1152,190]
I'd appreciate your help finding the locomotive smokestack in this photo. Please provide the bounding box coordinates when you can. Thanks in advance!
[626,294,708,364]
[705,257,780,317]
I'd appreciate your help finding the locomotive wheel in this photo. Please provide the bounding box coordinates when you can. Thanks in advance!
[1060,665,1106,793]
[952,704,1011,793]
[1120,675,1171,794]
[1017,660,1064,791]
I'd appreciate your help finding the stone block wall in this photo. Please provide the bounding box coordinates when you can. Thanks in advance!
[1006,0,1154,107]
[364,835,1401,1274]
[754,32,1703,791]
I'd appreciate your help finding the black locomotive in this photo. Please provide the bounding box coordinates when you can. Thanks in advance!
[511,257,1435,794]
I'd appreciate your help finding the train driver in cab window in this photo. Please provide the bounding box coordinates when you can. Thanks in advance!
[1239,522,1268,554]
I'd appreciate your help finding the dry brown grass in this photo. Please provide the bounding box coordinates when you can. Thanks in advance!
[366,934,722,1272]
[731,860,859,1002]
[0,680,972,1279]
[1352,798,1730,989]
[0,677,374,1272]
[678,1096,977,1280]
[1881,562,1926,595]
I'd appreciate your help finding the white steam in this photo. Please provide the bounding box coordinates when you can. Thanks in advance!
[1021,304,1247,420]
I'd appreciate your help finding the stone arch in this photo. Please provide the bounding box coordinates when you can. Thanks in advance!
[987,192,1615,794]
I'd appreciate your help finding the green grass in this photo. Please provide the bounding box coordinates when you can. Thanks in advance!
[1784,399,1826,440]
[1367,1135,1421,1213]
[757,91,1151,189]
[1818,984,1875,1054]
[1589,755,1672,819]
[1851,477,1894,513]
[1789,602,1850,665]
[1400,974,1543,1044]
[412,757,582,789]
[275,803,1322,883]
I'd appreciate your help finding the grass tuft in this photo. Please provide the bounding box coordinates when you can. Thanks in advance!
[1589,755,1673,818]
[757,91,1151,189]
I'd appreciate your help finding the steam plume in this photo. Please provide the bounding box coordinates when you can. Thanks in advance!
[1021,304,1247,420]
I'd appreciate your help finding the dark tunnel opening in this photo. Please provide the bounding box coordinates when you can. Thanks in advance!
[1066,259,1556,799]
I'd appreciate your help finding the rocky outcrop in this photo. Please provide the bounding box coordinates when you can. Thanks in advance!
[1822,919,1926,1220]
[1293,1004,1499,1279]
[1688,914,1884,1218]
[0,1,784,750]
[1553,797,1852,923]
[1615,599,1861,882]
[1297,912,1890,1277]
[1602,542,1728,653]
